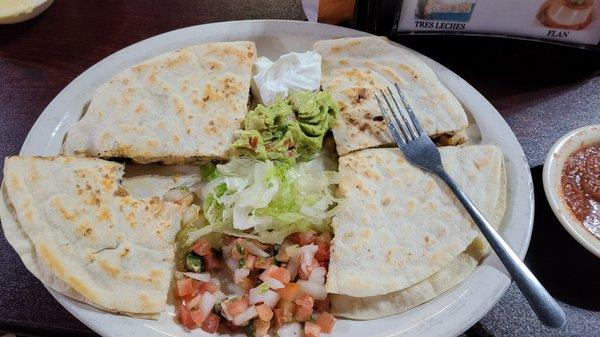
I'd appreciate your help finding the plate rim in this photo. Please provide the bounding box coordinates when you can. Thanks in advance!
[15,19,534,337]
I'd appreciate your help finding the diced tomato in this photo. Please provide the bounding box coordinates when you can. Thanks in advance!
[255,256,274,269]
[197,281,218,294]
[316,312,336,333]
[178,304,196,330]
[228,296,249,317]
[245,254,256,269]
[276,282,301,301]
[294,293,314,308]
[314,242,330,262]
[270,267,291,284]
[294,305,313,322]
[191,239,212,256]
[298,258,319,280]
[288,231,316,246]
[224,319,242,332]
[273,308,294,327]
[255,303,273,321]
[200,312,220,334]
[223,235,236,245]
[277,299,297,315]
[239,277,254,291]
[314,298,330,312]
[202,251,220,270]
[254,318,270,336]
[305,321,322,337]
[260,266,291,284]
[190,309,205,326]
[176,278,196,298]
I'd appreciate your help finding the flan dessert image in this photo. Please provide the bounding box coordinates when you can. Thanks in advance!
[537,0,595,30]
[416,0,477,22]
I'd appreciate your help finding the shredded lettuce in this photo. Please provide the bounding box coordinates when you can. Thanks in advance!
[184,157,339,245]
[199,162,221,182]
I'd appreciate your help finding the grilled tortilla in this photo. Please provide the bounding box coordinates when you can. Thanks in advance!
[326,145,503,297]
[314,37,468,156]
[0,157,182,317]
[61,41,256,163]
[330,157,506,319]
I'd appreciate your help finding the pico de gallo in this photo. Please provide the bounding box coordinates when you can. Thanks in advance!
[174,232,336,337]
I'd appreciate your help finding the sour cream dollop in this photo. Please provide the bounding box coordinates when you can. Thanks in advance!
[251,51,322,106]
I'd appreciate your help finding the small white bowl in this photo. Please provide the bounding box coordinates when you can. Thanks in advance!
[543,124,600,258]
[0,0,53,25]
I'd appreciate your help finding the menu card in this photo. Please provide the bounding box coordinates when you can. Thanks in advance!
[394,0,600,45]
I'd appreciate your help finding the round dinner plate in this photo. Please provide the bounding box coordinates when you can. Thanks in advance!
[17,20,534,337]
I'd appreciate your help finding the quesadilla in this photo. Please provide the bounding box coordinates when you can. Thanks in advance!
[0,156,182,317]
[326,145,504,297]
[314,37,468,156]
[330,156,506,319]
[61,41,256,164]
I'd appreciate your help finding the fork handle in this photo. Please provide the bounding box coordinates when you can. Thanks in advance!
[433,165,566,328]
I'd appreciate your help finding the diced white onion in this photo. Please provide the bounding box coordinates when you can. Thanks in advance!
[298,280,327,300]
[248,287,263,305]
[178,194,195,207]
[173,270,184,279]
[163,188,187,202]
[266,277,285,289]
[211,278,221,289]
[277,322,302,337]
[234,305,258,326]
[234,268,250,283]
[200,292,216,320]
[187,293,203,309]
[183,204,200,223]
[300,244,318,273]
[226,257,238,272]
[308,267,326,285]
[220,301,233,321]
[182,272,210,282]
[224,282,245,296]
[262,289,280,308]
[285,244,301,258]
[286,256,300,280]
[238,239,270,257]
[214,290,227,304]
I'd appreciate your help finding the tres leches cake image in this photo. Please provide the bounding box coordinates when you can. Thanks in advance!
[538,0,595,30]
[416,0,477,22]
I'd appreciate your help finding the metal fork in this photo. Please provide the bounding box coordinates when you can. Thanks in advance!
[375,83,566,329]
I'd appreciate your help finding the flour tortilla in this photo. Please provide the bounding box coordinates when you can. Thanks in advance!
[330,160,506,319]
[326,145,503,297]
[0,157,182,317]
[314,37,468,156]
[61,41,256,163]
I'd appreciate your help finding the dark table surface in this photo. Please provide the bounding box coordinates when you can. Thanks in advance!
[0,1,599,337]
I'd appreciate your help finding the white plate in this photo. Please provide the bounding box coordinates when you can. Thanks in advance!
[17,20,534,337]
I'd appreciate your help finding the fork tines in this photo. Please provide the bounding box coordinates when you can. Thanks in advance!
[375,83,425,144]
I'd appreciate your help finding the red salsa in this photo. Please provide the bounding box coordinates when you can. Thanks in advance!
[561,143,600,239]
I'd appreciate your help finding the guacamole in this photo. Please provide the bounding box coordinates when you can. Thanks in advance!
[232,91,338,161]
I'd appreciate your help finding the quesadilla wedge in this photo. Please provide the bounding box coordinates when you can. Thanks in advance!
[0,157,182,317]
[314,37,468,156]
[330,157,506,319]
[61,41,256,164]
[326,145,503,297]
